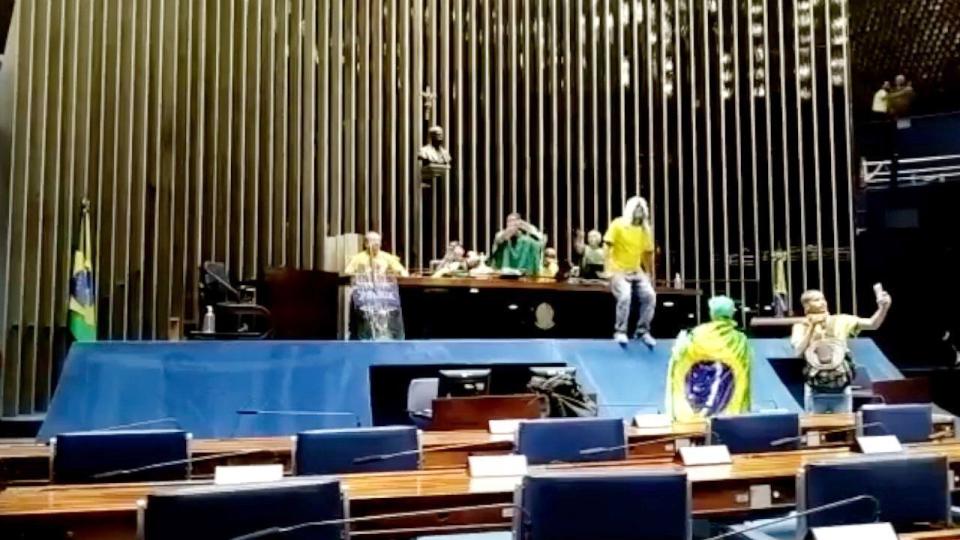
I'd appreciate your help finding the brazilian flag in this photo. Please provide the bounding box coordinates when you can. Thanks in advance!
[68,201,96,341]
[666,319,751,422]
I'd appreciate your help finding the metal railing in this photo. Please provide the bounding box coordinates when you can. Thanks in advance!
[862,153,960,187]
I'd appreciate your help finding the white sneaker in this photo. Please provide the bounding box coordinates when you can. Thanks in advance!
[614,332,628,345]
[637,332,657,348]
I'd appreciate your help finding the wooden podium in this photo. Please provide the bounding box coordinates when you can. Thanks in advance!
[429,394,544,430]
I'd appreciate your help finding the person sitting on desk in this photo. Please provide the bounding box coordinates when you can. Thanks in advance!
[790,286,892,413]
[344,231,409,276]
[490,212,544,276]
[605,196,657,347]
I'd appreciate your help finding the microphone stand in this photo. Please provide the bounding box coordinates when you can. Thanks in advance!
[770,422,885,448]
[702,495,881,540]
[231,502,517,540]
[577,433,692,457]
[99,417,181,431]
[236,409,362,428]
[93,449,262,480]
[353,440,515,465]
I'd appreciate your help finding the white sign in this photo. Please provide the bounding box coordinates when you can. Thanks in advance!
[468,454,529,478]
[489,433,516,443]
[468,476,523,494]
[214,464,284,485]
[633,413,672,429]
[806,431,822,447]
[749,484,773,509]
[811,522,897,540]
[856,435,903,454]
[678,445,732,466]
[488,419,522,435]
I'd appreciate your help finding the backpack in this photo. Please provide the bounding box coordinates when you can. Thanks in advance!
[527,372,599,417]
[803,338,855,392]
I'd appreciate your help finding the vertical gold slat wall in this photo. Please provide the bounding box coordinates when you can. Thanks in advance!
[0,0,857,415]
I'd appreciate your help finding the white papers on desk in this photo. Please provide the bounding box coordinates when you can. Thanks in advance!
[811,522,897,540]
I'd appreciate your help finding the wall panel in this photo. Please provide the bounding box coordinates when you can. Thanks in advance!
[0,0,857,415]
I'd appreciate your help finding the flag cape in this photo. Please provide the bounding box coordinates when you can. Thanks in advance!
[666,319,751,421]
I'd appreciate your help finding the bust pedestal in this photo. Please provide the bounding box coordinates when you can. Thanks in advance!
[415,163,451,270]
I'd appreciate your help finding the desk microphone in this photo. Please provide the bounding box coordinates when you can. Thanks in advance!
[751,400,782,411]
[230,501,516,540]
[578,433,692,457]
[236,409,361,427]
[91,449,261,480]
[702,494,881,540]
[352,440,509,465]
[596,402,662,412]
[769,422,885,448]
[929,429,954,441]
[78,417,181,432]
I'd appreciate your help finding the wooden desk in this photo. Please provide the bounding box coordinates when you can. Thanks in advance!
[0,452,808,538]
[396,275,701,295]
[901,532,960,539]
[6,442,960,539]
[3,415,951,483]
[391,275,700,338]
[429,395,543,430]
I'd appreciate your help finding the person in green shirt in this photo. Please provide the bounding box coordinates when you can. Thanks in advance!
[490,213,545,275]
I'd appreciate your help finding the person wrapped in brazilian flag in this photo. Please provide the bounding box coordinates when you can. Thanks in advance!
[666,296,751,421]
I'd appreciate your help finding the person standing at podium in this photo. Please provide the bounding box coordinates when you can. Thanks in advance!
[345,231,409,276]
[490,213,545,276]
[604,196,657,347]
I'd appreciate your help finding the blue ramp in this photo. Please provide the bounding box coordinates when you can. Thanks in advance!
[38,338,904,440]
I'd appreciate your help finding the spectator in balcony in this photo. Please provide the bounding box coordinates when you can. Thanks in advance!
[887,74,915,118]
[871,80,890,121]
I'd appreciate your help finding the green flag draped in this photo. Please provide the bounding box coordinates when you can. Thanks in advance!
[69,201,96,341]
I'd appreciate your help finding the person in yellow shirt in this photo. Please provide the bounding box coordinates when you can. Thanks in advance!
[604,196,657,346]
[344,231,409,276]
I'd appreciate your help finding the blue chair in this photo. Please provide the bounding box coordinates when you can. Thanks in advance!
[51,429,190,484]
[724,454,951,540]
[709,412,801,454]
[860,403,933,443]
[516,417,627,464]
[140,476,346,540]
[419,469,690,540]
[294,425,420,475]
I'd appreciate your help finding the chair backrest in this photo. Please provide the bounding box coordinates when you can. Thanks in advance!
[800,454,950,536]
[860,403,933,443]
[201,261,240,302]
[51,429,190,484]
[871,377,931,404]
[516,470,691,540]
[516,417,626,464]
[407,378,439,415]
[294,425,420,475]
[709,411,801,453]
[141,476,345,540]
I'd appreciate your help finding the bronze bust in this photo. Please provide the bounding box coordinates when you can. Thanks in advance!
[418,126,452,173]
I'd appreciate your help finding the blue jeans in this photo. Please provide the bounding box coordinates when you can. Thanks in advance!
[610,272,656,335]
[804,385,853,414]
